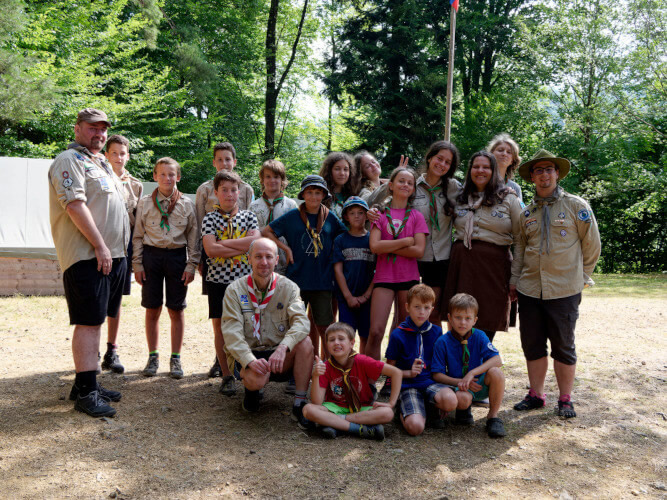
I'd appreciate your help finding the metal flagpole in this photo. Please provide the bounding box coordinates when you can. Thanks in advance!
[444,5,456,141]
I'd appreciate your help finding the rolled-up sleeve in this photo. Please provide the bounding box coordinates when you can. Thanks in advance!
[49,155,87,208]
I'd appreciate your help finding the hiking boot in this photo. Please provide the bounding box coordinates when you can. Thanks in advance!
[284,376,296,395]
[514,393,545,411]
[455,406,474,426]
[242,389,261,413]
[169,357,184,379]
[101,349,125,374]
[142,354,159,377]
[69,383,121,403]
[291,402,314,430]
[359,424,385,441]
[74,390,116,418]
[321,426,339,439]
[486,417,507,438]
[208,357,222,378]
[219,375,237,396]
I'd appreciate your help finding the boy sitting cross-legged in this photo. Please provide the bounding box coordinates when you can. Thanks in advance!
[431,293,507,438]
[385,284,451,436]
[302,322,402,440]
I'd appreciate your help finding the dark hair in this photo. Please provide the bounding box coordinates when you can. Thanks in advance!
[213,142,236,160]
[106,134,129,150]
[259,159,288,191]
[319,152,359,207]
[422,140,459,216]
[214,169,242,190]
[457,151,511,207]
[325,322,355,342]
[354,150,378,191]
[448,292,479,315]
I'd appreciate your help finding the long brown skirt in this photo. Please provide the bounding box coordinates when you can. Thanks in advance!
[441,240,511,332]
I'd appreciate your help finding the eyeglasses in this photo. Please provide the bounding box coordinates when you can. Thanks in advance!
[532,167,557,175]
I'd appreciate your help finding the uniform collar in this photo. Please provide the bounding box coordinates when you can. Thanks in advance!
[417,173,442,189]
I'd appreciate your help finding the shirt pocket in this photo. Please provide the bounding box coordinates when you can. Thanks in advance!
[85,168,113,195]
[551,219,575,242]
[270,310,289,336]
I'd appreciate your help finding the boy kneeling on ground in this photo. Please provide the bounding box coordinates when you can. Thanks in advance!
[303,322,402,440]
[431,293,507,438]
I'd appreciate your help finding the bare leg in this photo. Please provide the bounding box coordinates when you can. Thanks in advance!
[401,414,426,436]
[365,287,395,360]
[307,306,319,359]
[456,390,473,409]
[145,307,161,352]
[434,387,458,413]
[302,404,351,431]
[485,366,505,419]
[211,318,232,376]
[107,305,120,344]
[72,325,102,372]
[554,360,576,397]
[240,367,270,391]
[345,406,394,425]
[280,337,314,393]
[526,357,549,395]
[429,286,442,326]
[359,337,367,354]
[395,290,410,323]
[167,308,184,354]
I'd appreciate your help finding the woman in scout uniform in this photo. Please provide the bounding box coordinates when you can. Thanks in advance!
[443,151,522,342]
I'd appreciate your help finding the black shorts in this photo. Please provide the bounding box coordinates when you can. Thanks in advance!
[518,292,581,365]
[141,246,188,311]
[123,230,134,295]
[418,259,449,288]
[63,257,127,326]
[300,290,333,326]
[201,248,209,295]
[236,349,292,382]
[373,280,420,292]
[207,281,230,319]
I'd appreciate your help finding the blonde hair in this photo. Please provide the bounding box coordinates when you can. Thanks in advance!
[487,133,521,180]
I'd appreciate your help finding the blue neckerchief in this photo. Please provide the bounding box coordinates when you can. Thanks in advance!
[398,317,432,368]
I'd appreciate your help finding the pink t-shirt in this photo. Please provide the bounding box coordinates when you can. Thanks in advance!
[371,207,429,283]
[319,354,385,408]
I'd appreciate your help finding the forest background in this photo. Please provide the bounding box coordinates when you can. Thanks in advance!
[0,0,664,273]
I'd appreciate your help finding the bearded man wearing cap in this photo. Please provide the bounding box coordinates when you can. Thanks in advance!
[509,150,601,418]
[48,108,130,418]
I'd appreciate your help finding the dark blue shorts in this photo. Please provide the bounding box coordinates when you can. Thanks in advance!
[337,297,371,339]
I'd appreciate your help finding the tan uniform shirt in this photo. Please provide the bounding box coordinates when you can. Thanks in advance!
[365,176,461,261]
[132,190,200,274]
[221,274,309,370]
[48,144,130,272]
[511,189,601,300]
[118,170,143,227]
[452,192,523,247]
[248,195,298,274]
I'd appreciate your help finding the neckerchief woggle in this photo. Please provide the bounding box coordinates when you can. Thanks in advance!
[247,273,278,340]
[397,317,432,370]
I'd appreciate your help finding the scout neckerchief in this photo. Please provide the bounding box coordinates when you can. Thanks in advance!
[328,351,361,412]
[459,192,485,249]
[333,192,346,210]
[298,203,329,258]
[247,273,278,341]
[262,193,284,223]
[152,188,182,232]
[422,179,442,232]
[398,317,432,370]
[450,328,473,376]
[533,185,563,255]
[384,204,411,262]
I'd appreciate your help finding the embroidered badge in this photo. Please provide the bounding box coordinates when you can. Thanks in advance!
[74,152,86,162]
[578,209,591,222]
[240,294,249,305]
[459,210,468,217]
[560,229,567,237]
[487,342,499,353]
[532,207,538,213]
[497,213,504,219]
[491,210,497,217]
[558,212,565,218]
[525,218,537,227]
[62,171,70,179]
[277,302,284,310]
[523,209,530,217]
[278,324,285,333]
[554,219,565,224]
[62,178,73,188]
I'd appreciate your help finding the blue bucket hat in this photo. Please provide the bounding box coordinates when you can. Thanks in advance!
[298,174,331,201]
[341,196,369,217]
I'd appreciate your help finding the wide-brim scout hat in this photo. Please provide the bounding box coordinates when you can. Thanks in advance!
[341,196,369,216]
[518,149,570,182]
[76,108,111,127]
[298,174,331,201]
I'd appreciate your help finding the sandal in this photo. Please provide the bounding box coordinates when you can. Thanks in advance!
[513,393,545,411]
[557,400,576,418]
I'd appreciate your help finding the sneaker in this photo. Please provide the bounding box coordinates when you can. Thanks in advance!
[455,406,474,426]
[74,390,116,418]
[208,358,222,378]
[359,424,385,441]
[142,354,159,377]
[291,402,314,430]
[242,389,261,413]
[101,349,125,374]
[486,417,507,438]
[321,426,339,439]
[169,357,184,379]
[284,376,296,395]
[514,393,545,411]
[219,375,237,396]
[69,383,121,403]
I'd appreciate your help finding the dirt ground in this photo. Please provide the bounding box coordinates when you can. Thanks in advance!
[1,275,665,499]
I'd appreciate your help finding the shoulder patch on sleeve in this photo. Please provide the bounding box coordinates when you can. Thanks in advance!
[487,342,499,353]
[577,209,591,222]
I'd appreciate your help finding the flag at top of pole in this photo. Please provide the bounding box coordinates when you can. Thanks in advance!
[450,0,459,12]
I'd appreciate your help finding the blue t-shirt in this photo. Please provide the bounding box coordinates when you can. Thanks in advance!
[431,328,500,379]
[332,232,375,298]
[269,207,347,291]
[385,317,443,390]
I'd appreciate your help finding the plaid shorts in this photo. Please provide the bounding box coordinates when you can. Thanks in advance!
[398,383,449,418]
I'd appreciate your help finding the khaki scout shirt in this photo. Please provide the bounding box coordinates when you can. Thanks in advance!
[132,190,200,274]
[452,192,523,247]
[48,143,130,272]
[118,169,143,227]
[511,189,601,300]
[365,176,461,261]
[248,195,298,274]
[221,274,310,370]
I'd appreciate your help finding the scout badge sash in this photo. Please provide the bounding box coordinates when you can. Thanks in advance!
[247,273,278,341]
[298,203,330,258]
[152,188,182,232]
[328,352,361,412]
